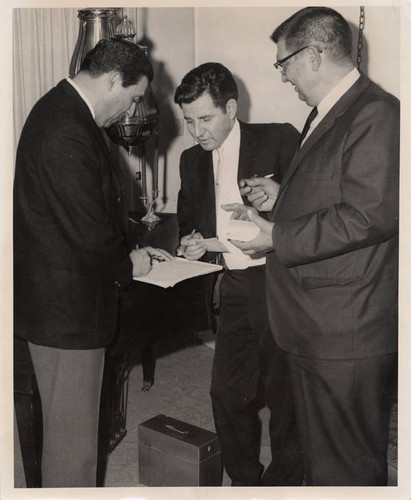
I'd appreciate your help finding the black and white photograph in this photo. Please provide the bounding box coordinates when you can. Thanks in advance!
[1,1,410,499]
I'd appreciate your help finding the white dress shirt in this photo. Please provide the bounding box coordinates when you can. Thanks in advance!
[301,67,360,145]
[212,119,265,270]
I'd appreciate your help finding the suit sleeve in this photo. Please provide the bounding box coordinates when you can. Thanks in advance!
[273,98,399,267]
[38,123,132,285]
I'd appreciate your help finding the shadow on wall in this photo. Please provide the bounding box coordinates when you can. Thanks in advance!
[112,9,181,214]
[139,31,180,209]
[235,75,251,124]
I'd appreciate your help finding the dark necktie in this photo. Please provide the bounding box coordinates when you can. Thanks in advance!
[299,106,318,146]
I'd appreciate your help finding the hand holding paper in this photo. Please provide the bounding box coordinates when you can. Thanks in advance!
[226,208,275,255]
[178,230,207,261]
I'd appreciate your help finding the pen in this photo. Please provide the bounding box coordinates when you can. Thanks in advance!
[249,173,274,181]
[176,228,196,257]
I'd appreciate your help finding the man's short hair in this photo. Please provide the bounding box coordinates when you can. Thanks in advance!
[79,38,153,87]
[271,7,352,63]
[174,62,238,110]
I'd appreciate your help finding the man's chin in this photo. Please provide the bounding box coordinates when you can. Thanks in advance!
[198,140,215,151]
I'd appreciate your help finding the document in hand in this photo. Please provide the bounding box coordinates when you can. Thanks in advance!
[226,219,260,241]
[133,258,223,288]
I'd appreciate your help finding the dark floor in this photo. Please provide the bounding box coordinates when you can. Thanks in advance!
[14,331,397,488]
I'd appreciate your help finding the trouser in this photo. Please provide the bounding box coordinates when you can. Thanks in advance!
[28,342,105,487]
[286,351,397,486]
[210,267,303,486]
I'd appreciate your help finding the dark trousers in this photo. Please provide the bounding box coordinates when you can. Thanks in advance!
[210,267,303,486]
[286,351,396,486]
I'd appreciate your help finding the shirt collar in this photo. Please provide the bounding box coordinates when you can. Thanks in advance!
[317,67,361,119]
[66,77,96,120]
[213,118,240,158]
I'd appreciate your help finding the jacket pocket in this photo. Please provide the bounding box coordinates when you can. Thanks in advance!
[301,275,363,290]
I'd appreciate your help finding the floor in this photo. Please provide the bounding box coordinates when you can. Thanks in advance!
[14,330,397,488]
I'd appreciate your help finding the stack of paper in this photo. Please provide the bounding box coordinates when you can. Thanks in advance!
[133,257,222,288]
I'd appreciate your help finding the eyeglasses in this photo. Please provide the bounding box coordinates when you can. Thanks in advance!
[273,45,322,70]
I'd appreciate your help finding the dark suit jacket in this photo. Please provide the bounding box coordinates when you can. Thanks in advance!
[177,120,299,261]
[266,74,399,360]
[14,80,133,349]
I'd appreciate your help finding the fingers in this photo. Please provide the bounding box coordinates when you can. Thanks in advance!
[179,233,206,260]
[185,247,207,260]
[228,238,256,255]
[221,203,242,211]
[144,246,175,262]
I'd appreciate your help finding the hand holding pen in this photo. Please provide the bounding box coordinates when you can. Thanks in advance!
[239,173,280,212]
[176,228,206,261]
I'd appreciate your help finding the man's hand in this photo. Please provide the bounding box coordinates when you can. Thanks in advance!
[144,246,175,263]
[228,209,275,255]
[130,246,174,277]
[221,203,258,220]
[130,248,152,277]
[239,177,280,212]
[176,232,207,261]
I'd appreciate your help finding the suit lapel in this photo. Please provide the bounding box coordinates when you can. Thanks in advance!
[61,81,126,227]
[275,74,371,210]
[238,122,257,205]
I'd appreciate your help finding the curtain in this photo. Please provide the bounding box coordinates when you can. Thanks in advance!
[13,8,78,152]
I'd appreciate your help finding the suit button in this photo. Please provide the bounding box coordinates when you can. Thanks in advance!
[114,280,122,288]
[117,196,121,203]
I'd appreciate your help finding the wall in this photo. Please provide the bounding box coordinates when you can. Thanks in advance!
[158,5,400,212]
[12,6,400,214]
[196,6,400,131]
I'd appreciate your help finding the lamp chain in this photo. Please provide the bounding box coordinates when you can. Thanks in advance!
[357,6,365,70]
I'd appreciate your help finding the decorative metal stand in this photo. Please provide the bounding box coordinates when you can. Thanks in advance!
[106,14,161,230]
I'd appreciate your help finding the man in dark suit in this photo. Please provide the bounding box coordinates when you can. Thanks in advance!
[14,38,172,487]
[174,62,303,486]
[229,7,399,485]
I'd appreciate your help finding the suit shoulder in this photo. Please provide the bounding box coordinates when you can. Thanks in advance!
[356,80,399,114]
[180,143,204,163]
[242,121,299,137]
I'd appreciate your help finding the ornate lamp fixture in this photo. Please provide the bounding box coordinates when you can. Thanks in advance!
[70,8,161,229]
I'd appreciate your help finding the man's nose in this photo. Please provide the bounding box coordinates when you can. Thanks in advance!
[194,122,205,138]
[281,72,288,83]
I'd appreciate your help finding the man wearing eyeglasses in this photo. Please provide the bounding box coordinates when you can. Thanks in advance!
[227,7,399,486]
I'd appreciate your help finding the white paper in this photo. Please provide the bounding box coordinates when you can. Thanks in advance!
[133,257,222,288]
[202,237,230,252]
[226,219,260,241]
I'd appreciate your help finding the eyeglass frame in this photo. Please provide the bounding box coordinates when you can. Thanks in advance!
[273,44,323,70]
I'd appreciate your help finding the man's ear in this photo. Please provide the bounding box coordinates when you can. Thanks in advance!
[226,98,237,119]
[308,46,322,72]
[107,72,122,91]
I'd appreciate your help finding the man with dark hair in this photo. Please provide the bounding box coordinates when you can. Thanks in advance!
[229,7,399,485]
[14,38,172,487]
[174,62,303,486]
